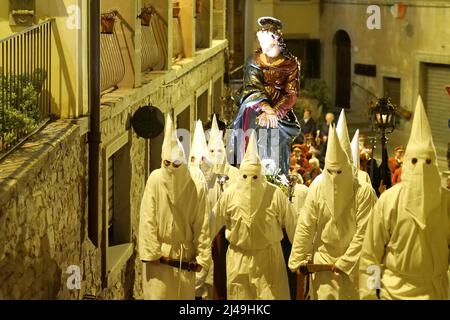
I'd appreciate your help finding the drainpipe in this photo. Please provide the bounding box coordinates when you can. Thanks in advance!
[88,0,101,247]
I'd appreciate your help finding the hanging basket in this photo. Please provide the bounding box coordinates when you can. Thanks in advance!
[173,2,181,18]
[101,11,117,34]
[139,6,154,26]
[196,0,202,14]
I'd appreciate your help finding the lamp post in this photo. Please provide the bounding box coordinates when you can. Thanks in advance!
[370,97,396,191]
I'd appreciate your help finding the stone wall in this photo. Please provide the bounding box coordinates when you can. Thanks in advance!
[0,121,87,299]
[0,45,227,300]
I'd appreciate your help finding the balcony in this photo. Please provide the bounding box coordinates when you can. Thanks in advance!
[100,11,126,94]
[140,4,168,72]
[0,19,53,161]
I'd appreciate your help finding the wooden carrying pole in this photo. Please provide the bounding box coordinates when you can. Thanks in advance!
[296,264,334,300]
[212,228,228,300]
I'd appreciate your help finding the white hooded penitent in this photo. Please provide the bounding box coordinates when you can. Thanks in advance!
[211,129,296,300]
[208,115,228,174]
[160,114,190,204]
[358,95,449,300]
[139,114,211,300]
[289,124,377,300]
[322,125,354,216]
[401,95,442,230]
[235,130,266,218]
[189,120,209,169]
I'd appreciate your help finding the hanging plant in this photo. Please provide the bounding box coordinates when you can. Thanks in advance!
[173,2,181,18]
[0,69,47,146]
[196,0,203,14]
[101,11,117,34]
[138,5,154,26]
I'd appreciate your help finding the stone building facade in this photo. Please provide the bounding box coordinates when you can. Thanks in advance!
[0,0,228,299]
[319,0,450,170]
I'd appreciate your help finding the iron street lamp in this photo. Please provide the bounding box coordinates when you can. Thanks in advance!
[370,97,396,190]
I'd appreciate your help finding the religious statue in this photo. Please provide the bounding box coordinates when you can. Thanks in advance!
[227,17,301,175]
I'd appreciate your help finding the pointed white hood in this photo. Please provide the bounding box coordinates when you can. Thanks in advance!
[322,125,355,216]
[240,130,262,174]
[351,129,372,185]
[401,95,441,230]
[207,114,228,174]
[351,129,360,170]
[161,114,185,163]
[189,120,209,168]
[236,131,266,223]
[160,114,190,204]
[336,109,355,171]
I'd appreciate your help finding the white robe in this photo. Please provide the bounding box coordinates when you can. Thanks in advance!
[139,169,211,300]
[195,164,239,300]
[292,183,309,225]
[189,166,213,298]
[289,180,377,299]
[202,164,239,299]
[359,184,450,300]
[358,170,372,185]
[211,182,297,300]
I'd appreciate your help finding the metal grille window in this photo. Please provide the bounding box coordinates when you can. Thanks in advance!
[423,63,450,170]
[197,90,209,123]
[0,19,53,160]
[213,76,223,115]
[108,156,114,246]
[106,140,131,247]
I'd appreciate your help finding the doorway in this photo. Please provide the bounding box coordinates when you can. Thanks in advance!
[334,30,351,109]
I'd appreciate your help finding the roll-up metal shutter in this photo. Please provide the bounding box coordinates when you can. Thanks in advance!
[424,64,450,171]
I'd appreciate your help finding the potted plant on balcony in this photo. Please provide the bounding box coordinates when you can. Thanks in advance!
[173,2,181,18]
[101,11,117,34]
[196,0,203,14]
[0,69,47,149]
[139,5,154,26]
[11,9,35,26]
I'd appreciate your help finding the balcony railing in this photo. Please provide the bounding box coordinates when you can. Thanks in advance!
[100,11,125,94]
[0,19,53,160]
[141,5,168,72]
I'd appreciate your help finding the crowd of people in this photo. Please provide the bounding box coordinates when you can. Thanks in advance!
[289,109,333,185]
[138,95,450,300]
